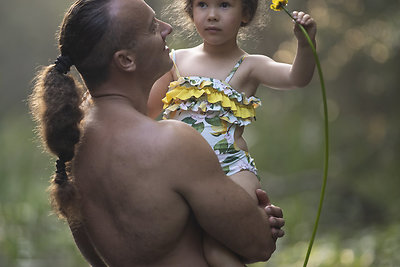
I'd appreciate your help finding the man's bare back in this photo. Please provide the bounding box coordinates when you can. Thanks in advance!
[73,98,209,266]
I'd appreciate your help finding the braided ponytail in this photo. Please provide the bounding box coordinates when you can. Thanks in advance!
[29,0,137,221]
[30,63,83,220]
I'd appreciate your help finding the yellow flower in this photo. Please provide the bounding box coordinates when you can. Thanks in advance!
[270,0,288,11]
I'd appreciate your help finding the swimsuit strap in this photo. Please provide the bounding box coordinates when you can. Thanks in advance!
[171,49,181,78]
[225,55,246,83]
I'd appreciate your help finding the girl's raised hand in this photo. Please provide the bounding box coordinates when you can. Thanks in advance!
[292,11,317,44]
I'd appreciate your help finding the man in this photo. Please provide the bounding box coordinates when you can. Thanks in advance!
[30,0,284,266]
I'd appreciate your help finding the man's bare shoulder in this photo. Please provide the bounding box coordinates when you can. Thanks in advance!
[155,119,225,179]
[157,119,195,136]
[156,119,209,154]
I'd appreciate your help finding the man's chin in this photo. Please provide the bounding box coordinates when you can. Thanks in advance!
[155,60,173,80]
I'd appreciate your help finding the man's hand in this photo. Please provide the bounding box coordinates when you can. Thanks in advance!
[256,189,285,241]
[266,204,285,240]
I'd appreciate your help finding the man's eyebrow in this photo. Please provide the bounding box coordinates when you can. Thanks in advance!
[148,13,156,31]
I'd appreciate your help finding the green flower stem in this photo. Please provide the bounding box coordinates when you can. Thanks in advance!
[282,6,330,267]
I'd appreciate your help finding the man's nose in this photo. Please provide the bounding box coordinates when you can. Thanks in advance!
[160,21,173,40]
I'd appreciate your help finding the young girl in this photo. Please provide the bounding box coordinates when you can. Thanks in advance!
[148,0,316,266]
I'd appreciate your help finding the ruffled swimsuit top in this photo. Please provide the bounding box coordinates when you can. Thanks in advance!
[162,51,261,127]
[161,50,261,177]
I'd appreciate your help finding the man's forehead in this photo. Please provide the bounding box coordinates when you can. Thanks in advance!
[108,0,154,20]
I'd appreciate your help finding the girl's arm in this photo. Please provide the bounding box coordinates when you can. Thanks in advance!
[147,68,174,119]
[289,11,317,87]
[249,11,317,90]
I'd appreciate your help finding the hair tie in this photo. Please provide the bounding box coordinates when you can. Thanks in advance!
[54,55,73,74]
[55,159,68,185]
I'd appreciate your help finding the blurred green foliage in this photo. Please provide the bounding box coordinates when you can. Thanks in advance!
[1,0,399,266]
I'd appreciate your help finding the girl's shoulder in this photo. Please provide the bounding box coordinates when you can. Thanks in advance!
[240,54,275,71]
[172,46,203,66]
[174,46,201,57]
[245,54,274,62]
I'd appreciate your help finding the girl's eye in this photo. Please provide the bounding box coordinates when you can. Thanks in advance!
[198,2,207,8]
[221,2,230,8]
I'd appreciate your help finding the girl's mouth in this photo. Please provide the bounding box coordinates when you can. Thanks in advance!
[205,26,221,32]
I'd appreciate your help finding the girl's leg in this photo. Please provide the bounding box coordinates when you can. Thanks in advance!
[229,170,261,202]
[203,171,261,267]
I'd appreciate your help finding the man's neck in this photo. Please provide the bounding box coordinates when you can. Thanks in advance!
[90,79,150,115]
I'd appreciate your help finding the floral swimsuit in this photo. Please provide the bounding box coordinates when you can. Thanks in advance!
[162,50,261,178]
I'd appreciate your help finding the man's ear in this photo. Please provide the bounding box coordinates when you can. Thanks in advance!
[113,50,136,72]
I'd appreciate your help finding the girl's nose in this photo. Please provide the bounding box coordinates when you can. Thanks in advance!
[207,8,219,21]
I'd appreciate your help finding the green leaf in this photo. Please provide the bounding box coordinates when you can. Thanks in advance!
[192,122,205,133]
[222,165,230,174]
[205,116,222,126]
[222,156,239,164]
[213,139,229,154]
[181,117,197,125]
[226,144,239,154]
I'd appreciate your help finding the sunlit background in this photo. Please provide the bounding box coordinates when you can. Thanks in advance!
[1,0,399,266]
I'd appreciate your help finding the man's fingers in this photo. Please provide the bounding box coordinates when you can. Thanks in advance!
[265,205,283,218]
[271,228,285,240]
[268,217,285,229]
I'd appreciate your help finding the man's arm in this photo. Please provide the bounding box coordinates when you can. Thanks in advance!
[163,121,276,262]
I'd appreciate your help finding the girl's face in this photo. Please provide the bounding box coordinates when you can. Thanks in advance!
[192,0,247,45]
